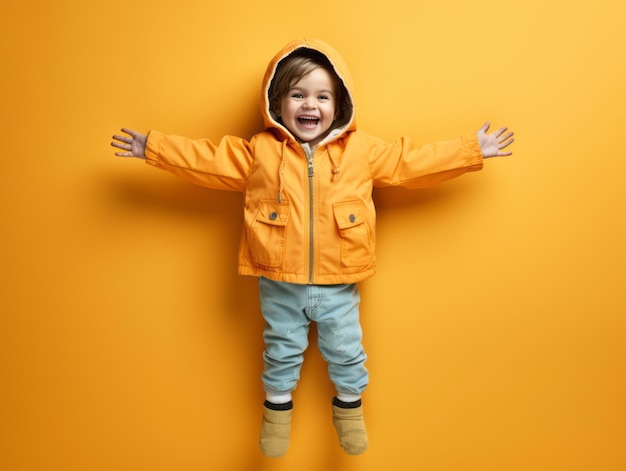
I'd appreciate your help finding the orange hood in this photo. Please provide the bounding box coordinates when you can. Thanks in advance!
[260,38,356,143]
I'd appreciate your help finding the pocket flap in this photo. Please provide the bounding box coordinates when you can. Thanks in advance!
[333,201,364,230]
[256,200,290,226]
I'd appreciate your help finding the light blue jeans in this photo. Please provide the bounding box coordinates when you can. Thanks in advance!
[259,277,368,396]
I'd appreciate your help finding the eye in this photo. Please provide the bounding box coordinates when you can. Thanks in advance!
[319,95,329,100]
[291,93,304,99]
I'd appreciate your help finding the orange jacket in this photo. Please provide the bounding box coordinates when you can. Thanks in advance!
[145,38,483,285]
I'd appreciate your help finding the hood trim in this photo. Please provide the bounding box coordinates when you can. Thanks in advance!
[261,38,356,145]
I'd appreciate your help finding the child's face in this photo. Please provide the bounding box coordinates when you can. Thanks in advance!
[280,67,337,147]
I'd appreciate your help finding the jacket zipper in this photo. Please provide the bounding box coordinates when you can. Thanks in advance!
[306,151,315,284]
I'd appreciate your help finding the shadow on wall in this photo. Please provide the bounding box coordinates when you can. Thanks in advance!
[102,167,245,220]
[98,165,259,321]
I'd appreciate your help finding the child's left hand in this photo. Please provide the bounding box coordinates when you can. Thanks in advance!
[477,122,515,158]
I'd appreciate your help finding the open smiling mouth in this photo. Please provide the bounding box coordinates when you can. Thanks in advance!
[298,116,320,128]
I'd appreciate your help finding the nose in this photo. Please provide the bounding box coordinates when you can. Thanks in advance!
[303,97,316,109]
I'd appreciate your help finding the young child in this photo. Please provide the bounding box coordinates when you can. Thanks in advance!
[111,38,514,458]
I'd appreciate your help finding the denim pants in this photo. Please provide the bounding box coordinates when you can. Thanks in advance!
[259,277,368,396]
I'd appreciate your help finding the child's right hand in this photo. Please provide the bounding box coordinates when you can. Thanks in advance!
[111,128,147,159]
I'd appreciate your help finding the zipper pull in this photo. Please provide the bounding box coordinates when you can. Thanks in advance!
[307,156,314,177]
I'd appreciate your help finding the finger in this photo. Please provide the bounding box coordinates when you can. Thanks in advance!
[494,126,508,137]
[498,131,514,142]
[111,140,131,150]
[480,121,490,133]
[120,128,138,137]
[498,138,515,149]
[112,135,132,144]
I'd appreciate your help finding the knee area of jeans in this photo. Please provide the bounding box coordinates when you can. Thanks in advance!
[321,343,366,364]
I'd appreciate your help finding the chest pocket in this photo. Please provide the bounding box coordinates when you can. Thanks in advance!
[333,201,373,268]
[249,200,290,268]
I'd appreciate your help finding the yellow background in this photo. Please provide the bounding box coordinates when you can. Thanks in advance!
[1,1,624,470]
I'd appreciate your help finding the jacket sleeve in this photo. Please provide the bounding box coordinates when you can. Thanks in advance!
[365,131,483,189]
[144,130,254,192]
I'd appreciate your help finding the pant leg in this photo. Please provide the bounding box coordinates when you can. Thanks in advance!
[259,277,310,395]
[310,284,368,396]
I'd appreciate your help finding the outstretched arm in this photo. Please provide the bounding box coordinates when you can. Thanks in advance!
[477,122,514,158]
[111,128,147,159]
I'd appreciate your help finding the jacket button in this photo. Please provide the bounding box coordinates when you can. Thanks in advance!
[269,211,278,220]
[349,214,356,223]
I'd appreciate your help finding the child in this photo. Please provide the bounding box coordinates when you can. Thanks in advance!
[111,38,514,458]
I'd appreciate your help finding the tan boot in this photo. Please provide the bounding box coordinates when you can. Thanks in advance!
[259,405,292,458]
[332,402,368,455]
